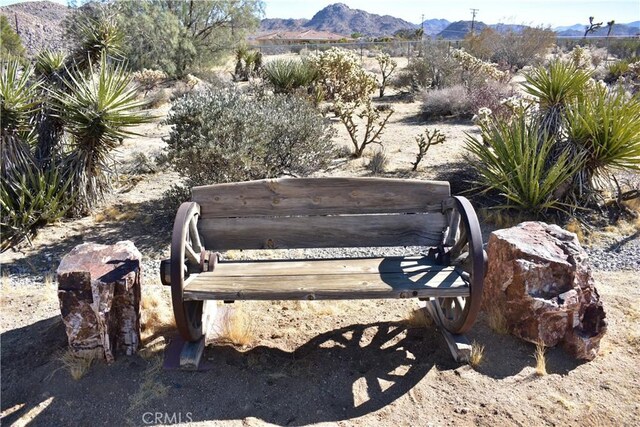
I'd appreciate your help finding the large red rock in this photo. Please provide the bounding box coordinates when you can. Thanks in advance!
[57,241,142,362]
[484,222,606,360]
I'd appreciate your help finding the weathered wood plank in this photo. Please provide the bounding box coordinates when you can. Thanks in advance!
[179,335,205,370]
[421,299,471,363]
[192,177,450,218]
[213,256,448,277]
[184,270,469,301]
[198,213,447,250]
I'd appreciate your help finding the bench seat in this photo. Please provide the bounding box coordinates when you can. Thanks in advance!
[183,256,469,301]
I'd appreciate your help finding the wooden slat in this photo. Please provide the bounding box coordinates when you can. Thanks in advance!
[192,177,450,218]
[213,256,444,276]
[421,299,471,363]
[198,213,446,250]
[183,267,468,301]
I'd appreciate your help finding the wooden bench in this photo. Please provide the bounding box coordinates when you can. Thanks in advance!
[160,177,485,364]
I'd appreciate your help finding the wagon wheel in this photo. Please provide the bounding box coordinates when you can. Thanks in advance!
[434,196,484,334]
[171,202,204,342]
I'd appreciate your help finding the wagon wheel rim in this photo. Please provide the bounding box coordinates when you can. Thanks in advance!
[435,196,484,334]
[171,202,204,341]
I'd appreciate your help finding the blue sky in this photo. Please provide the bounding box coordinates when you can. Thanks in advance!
[2,0,639,27]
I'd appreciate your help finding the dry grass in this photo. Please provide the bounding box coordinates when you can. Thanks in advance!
[564,218,586,243]
[94,205,138,223]
[127,356,168,414]
[552,394,575,410]
[217,307,254,347]
[140,286,175,344]
[57,349,96,380]
[404,307,433,328]
[534,342,547,376]
[469,341,485,368]
[486,304,509,334]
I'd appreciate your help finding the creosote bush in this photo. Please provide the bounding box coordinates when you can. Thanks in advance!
[165,88,335,188]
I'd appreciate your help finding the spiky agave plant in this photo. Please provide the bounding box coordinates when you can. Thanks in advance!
[564,86,640,200]
[521,60,591,138]
[466,114,583,215]
[1,60,69,250]
[72,13,123,69]
[53,55,151,215]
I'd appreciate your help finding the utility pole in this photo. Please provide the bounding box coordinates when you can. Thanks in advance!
[421,13,425,41]
[470,8,479,35]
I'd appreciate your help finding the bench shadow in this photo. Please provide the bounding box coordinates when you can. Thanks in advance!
[2,316,585,426]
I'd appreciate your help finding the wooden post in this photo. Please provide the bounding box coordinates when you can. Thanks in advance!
[420,299,471,363]
[179,301,217,370]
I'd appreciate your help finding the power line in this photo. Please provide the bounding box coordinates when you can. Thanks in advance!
[470,8,479,35]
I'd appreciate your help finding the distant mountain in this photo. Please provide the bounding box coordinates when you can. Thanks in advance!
[420,18,450,36]
[626,21,640,28]
[260,18,309,32]
[437,20,488,39]
[258,3,417,37]
[555,23,584,32]
[0,0,71,55]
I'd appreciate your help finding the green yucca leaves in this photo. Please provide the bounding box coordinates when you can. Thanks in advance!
[263,58,318,94]
[74,14,124,66]
[34,49,68,79]
[522,60,592,110]
[52,55,152,214]
[566,87,640,175]
[1,60,39,133]
[0,158,71,251]
[466,115,582,214]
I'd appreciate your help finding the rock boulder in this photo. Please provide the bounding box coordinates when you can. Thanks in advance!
[484,222,606,360]
[57,241,142,362]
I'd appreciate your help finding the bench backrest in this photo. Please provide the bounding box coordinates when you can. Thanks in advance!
[191,177,451,250]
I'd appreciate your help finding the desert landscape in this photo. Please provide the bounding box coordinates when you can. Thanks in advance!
[1,1,640,426]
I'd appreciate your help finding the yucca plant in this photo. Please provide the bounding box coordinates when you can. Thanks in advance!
[522,60,591,137]
[565,87,640,198]
[52,55,151,214]
[34,49,68,80]
[73,14,123,68]
[33,50,70,166]
[466,114,582,214]
[1,60,39,134]
[1,164,71,251]
[263,58,318,94]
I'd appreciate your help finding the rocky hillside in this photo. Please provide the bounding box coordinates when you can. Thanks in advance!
[420,18,450,36]
[0,0,72,56]
[437,20,488,39]
[259,3,417,37]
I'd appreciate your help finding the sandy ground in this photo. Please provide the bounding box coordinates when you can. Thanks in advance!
[1,68,640,426]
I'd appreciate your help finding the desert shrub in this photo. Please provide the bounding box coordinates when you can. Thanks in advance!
[468,80,516,119]
[412,128,446,171]
[568,45,592,70]
[605,59,631,83]
[466,115,580,214]
[394,41,460,91]
[132,69,168,95]
[608,38,640,60]
[165,89,335,187]
[465,27,555,70]
[421,85,473,118]
[366,149,388,175]
[263,58,318,94]
[309,47,377,103]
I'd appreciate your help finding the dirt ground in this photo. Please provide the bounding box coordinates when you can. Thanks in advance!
[1,71,639,426]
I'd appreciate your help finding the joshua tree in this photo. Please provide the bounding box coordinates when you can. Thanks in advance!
[583,16,602,38]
